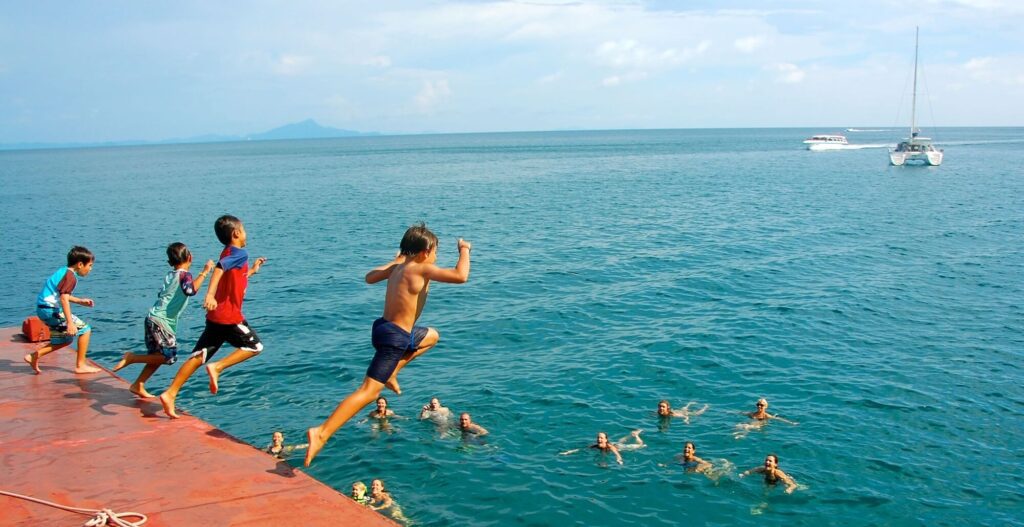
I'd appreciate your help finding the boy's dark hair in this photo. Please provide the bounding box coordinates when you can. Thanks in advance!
[167,242,192,267]
[215,215,243,246]
[399,222,438,256]
[67,246,94,266]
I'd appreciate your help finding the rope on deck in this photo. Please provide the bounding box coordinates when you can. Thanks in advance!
[1,490,147,526]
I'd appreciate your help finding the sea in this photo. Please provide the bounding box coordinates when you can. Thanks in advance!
[1,128,1022,526]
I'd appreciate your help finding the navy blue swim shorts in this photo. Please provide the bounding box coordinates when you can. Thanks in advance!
[366,318,429,383]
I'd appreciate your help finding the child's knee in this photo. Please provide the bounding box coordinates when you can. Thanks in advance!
[424,328,440,346]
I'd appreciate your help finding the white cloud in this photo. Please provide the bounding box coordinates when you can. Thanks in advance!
[362,55,392,68]
[768,63,805,83]
[601,71,647,87]
[414,79,452,112]
[734,36,765,53]
[595,39,709,70]
[537,71,563,84]
[272,54,313,76]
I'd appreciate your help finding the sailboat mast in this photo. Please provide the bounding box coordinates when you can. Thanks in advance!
[911,26,919,140]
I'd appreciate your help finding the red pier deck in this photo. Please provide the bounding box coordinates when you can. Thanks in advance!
[0,327,394,526]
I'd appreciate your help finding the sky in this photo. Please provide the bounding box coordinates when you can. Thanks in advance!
[2,0,1023,143]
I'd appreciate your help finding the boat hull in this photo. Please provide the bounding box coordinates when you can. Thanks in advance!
[889,150,943,166]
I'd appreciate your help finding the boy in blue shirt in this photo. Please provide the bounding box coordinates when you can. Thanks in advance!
[25,246,100,374]
[113,243,214,398]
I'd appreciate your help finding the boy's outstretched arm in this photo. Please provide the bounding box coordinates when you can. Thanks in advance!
[203,267,225,311]
[247,257,267,278]
[366,253,405,284]
[424,239,472,284]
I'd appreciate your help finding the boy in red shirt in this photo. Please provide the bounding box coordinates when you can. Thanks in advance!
[159,215,267,418]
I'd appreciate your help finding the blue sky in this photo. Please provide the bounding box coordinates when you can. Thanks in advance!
[2,1,1022,142]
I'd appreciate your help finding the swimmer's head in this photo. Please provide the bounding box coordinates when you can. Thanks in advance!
[596,432,609,447]
[658,400,671,416]
[459,413,472,428]
[429,397,441,410]
[400,222,438,257]
[371,479,386,495]
[376,397,388,412]
[351,481,367,498]
[756,399,768,410]
[765,454,778,469]
[271,431,284,446]
[684,442,695,456]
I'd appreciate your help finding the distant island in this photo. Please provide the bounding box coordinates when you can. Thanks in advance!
[0,119,380,151]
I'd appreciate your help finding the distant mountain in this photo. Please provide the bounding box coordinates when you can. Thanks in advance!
[245,119,374,141]
[0,119,378,151]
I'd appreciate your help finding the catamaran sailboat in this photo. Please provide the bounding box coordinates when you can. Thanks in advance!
[890,27,943,166]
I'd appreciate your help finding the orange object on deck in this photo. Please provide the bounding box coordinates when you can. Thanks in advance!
[0,327,395,526]
[20,317,50,343]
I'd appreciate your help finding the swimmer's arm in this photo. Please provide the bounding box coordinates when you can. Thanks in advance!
[283,444,309,453]
[422,239,471,284]
[739,467,764,478]
[610,445,623,465]
[471,424,488,436]
[779,470,798,493]
[365,254,405,284]
[772,414,798,425]
[559,448,581,456]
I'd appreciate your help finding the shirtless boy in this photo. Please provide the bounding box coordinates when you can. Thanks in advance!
[304,223,471,466]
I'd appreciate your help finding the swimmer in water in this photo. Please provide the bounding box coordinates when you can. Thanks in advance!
[367,396,396,419]
[419,397,452,421]
[350,481,371,505]
[560,430,645,465]
[458,412,488,436]
[369,479,409,524]
[739,454,798,494]
[734,398,797,439]
[264,431,309,460]
[657,400,709,424]
[679,441,713,474]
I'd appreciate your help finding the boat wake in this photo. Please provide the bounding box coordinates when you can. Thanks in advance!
[809,143,890,151]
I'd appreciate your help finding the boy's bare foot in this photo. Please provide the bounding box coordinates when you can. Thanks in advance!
[129,383,155,398]
[305,427,325,467]
[385,377,401,395]
[206,363,220,394]
[23,353,41,374]
[159,392,180,419]
[74,364,102,374]
[113,352,131,372]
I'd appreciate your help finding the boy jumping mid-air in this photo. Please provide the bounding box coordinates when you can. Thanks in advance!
[159,215,267,418]
[305,223,471,466]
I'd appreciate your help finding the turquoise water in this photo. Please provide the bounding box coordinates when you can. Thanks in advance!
[1,129,1022,526]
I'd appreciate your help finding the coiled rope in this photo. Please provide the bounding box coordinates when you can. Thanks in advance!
[0,490,147,527]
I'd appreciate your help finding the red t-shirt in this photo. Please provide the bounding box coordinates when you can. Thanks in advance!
[207,246,249,324]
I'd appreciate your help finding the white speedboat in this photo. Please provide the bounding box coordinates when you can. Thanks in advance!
[889,28,943,166]
[803,134,849,151]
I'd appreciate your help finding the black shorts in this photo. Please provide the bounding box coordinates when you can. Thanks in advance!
[190,319,263,364]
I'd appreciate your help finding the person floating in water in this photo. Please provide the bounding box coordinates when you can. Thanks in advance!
[113,243,214,398]
[264,431,309,460]
[679,441,713,474]
[734,398,797,439]
[158,215,268,419]
[304,223,472,466]
[657,400,709,424]
[458,412,488,436]
[419,397,452,421]
[739,454,798,494]
[368,396,396,419]
[560,430,645,465]
[369,479,409,525]
[350,481,371,506]
[25,246,101,375]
